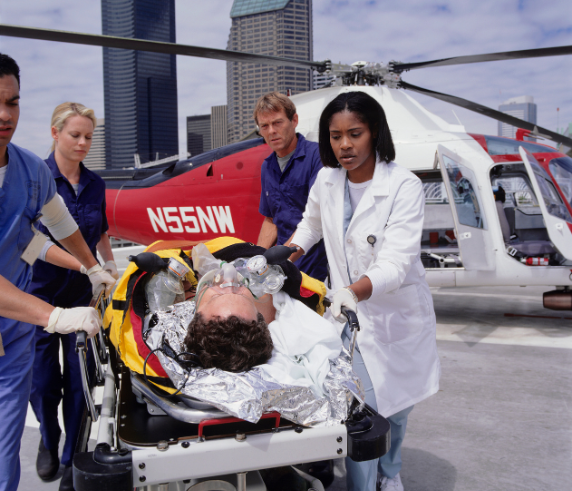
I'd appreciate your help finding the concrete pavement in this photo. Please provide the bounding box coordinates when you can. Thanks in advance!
[18,285,572,490]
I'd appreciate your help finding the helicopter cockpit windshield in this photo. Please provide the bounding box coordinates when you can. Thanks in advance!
[483,136,559,156]
[548,156,572,208]
[521,151,572,224]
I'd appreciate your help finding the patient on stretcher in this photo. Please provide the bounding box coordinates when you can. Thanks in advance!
[182,243,342,397]
[118,239,361,425]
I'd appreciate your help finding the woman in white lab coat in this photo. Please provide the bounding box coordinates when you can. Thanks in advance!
[290,91,440,491]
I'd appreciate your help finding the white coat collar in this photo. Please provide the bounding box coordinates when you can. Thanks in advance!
[324,167,346,251]
[324,159,391,197]
[370,159,391,197]
[323,160,391,247]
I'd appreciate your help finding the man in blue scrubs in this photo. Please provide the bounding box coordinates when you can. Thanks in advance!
[0,53,115,491]
[255,92,328,281]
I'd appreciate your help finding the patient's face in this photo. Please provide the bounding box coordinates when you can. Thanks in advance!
[196,285,259,322]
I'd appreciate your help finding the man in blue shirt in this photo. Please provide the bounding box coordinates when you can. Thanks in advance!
[255,92,328,281]
[0,53,115,491]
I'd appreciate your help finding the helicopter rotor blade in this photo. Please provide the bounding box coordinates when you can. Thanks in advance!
[392,45,572,72]
[0,24,327,71]
[399,80,572,148]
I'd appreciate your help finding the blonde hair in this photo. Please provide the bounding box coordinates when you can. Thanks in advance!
[253,92,296,125]
[50,102,97,152]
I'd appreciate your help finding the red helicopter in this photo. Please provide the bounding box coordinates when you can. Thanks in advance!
[1,25,572,309]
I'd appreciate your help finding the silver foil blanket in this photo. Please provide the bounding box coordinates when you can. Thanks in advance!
[145,302,364,426]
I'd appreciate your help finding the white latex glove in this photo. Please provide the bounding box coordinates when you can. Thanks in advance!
[102,260,119,280]
[331,287,358,323]
[80,264,116,297]
[46,307,101,339]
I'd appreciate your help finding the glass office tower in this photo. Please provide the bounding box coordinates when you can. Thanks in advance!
[227,0,313,142]
[498,96,537,139]
[102,0,178,169]
[187,114,212,157]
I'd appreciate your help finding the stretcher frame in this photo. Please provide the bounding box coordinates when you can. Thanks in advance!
[73,288,391,491]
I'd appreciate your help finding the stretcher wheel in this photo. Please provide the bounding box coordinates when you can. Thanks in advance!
[346,405,391,462]
[73,451,132,491]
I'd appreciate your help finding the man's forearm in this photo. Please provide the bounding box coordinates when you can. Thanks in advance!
[58,229,98,269]
[0,275,54,327]
[96,233,115,263]
[45,245,82,271]
[257,217,278,249]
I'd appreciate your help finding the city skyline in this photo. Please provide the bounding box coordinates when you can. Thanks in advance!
[102,0,179,169]
[0,0,570,160]
[186,114,211,157]
[498,95,537,139]
[226,0,313,142]
[82,118,106,170]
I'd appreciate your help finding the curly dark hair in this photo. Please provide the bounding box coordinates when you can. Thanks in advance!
[184,312,274,372]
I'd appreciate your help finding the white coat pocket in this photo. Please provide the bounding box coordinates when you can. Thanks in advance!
[368,284,425,345]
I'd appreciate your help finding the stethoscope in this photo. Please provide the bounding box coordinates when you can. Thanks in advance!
[367,235,376,248]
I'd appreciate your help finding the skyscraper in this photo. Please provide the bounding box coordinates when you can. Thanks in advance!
[187,114,211,157]
[102,0,178,169]
[313,70,336,90]
[498,96,537,139]
[83,118,106,170]
[226,0,313,142]
[211,105,229,150]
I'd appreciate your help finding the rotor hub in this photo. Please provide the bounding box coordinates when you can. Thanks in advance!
[322,60,403,88]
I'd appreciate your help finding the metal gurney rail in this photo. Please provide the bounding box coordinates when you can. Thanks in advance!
[73,287,391,491]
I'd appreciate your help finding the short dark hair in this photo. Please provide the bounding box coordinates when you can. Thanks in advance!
[318,91,395,168]
[0,53,20,87]
[184,312,273,373]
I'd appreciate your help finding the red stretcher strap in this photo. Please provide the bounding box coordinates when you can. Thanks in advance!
[197,411,281,437]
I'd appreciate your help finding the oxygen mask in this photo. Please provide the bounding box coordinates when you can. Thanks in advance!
[195,263,250,310]
[143,257,191,312]
[232,255,286,298]
[194,257,286,312]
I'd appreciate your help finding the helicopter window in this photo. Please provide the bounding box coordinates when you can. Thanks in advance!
[528,158,572,222]
[442,156,485,229]
[493,176,538,208]
[484,136,558,156]
[548,157,572,206]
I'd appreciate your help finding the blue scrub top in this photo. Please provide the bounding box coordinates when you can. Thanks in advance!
[259,134,328,281]
[0,144,56,351]
[27,152,108,308]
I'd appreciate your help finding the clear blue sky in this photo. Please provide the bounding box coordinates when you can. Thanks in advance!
[0,0,570,158]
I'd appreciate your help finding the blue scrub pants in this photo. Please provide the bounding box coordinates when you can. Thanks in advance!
[0,327,35,491]
[343,328,414,491]
[29,327,94,467]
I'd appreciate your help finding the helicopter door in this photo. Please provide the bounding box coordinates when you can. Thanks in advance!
[436,145,494,270]
[519,147,572,261]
